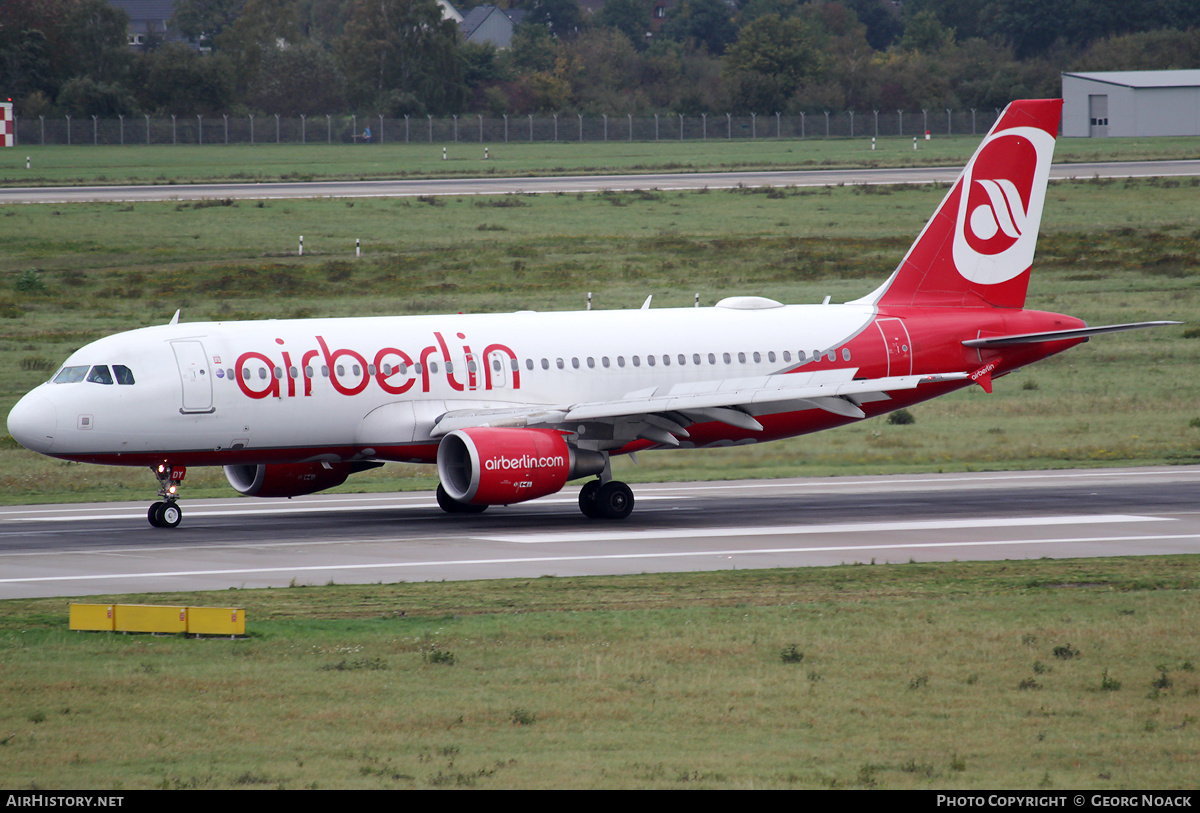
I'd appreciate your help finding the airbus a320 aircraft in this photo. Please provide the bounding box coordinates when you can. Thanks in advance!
[6,99,1174,528]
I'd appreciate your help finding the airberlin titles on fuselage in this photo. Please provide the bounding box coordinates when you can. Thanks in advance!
[234,330,520,399]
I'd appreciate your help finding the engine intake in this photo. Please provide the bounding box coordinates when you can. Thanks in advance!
[437,427,605,506]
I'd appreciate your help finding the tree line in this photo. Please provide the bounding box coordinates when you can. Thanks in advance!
[2,0,1199,120]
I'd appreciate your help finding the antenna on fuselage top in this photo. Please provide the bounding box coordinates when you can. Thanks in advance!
[168,309,180,325]
[640,295,652,310]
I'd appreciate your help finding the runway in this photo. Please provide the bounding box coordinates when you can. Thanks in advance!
[1,466,1196,599]
[2,160,1199,204]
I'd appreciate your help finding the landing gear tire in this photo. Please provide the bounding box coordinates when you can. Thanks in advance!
[436,484,488,514]
[158,502,182,528]
[594,480,634,520]
[578,480,603,518]
[149,464,186,529]
[148,501,182,529]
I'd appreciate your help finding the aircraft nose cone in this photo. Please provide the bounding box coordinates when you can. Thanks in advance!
[7,392,56,453]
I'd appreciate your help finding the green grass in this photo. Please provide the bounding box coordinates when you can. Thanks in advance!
[0,134,1197,187]
[1,557,1197,789]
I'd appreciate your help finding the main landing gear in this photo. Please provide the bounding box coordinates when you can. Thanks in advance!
[148,464,185,528]
[578,479,634,520]
[436,484,488,514]
[434,479,635,519]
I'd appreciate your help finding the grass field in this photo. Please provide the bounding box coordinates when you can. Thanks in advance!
[1,558,1197,789]
[0,134,1197,187]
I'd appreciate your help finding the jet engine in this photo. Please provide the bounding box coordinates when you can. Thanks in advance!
[437,427,605,506]
[224,461,379,498]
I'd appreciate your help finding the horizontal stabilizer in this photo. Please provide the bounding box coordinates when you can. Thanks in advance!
[963,321,1180,348]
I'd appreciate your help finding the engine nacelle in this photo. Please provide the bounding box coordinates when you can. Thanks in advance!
[224,461,366,498]
[437,427,605,506]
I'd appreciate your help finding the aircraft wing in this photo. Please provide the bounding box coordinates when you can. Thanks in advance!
[430,370,967,444]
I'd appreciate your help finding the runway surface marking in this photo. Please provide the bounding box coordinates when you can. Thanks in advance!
[1,516,1189,586]
[481,514,1169,544]
[0,494,681,523]
[3,467,1195,523]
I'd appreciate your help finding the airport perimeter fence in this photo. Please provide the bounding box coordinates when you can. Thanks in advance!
[12,109,1004,147]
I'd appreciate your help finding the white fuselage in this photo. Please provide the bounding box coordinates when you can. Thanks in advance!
[9,300,881,466]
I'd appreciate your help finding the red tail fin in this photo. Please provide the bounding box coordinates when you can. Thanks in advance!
[858,99,1062,310]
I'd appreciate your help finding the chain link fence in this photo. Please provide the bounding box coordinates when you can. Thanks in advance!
[13,109,1004,146]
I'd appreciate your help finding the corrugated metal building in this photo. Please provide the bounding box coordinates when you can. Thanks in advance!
[1061,70,1200,137]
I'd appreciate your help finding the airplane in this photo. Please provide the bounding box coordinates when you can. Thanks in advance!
[6,98,1176,528]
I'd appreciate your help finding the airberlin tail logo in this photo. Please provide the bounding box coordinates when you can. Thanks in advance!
[952,126,1055,286]
[969,178,1028,247]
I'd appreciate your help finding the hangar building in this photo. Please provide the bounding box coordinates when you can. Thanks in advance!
[1061,70,1200,137]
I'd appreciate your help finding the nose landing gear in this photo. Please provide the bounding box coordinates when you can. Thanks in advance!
[148,464,185,528]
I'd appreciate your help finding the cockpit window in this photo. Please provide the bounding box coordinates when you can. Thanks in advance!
[53,366,89,384]
[86,365,114,385]
[52,364,135,385]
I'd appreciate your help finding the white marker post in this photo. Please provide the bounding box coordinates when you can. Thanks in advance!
[356,238,361,258]
[299,236,303,256]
